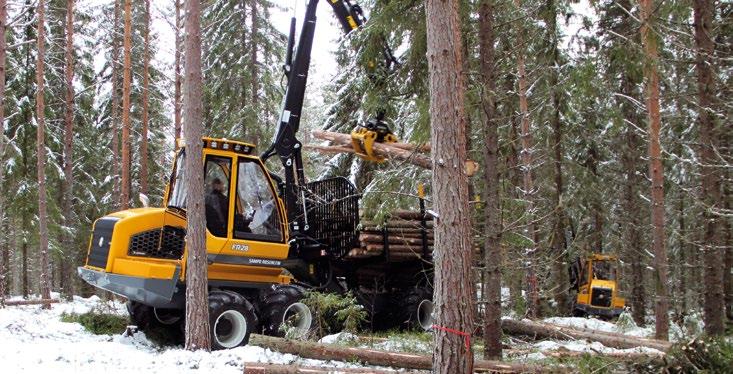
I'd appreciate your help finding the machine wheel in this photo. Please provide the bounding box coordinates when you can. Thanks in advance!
[399,287,434,331]
[126,301,184,344]
[209,290,258,350]
[261,285,313,338]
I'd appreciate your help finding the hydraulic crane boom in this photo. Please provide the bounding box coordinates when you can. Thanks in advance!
[261,0,396,238]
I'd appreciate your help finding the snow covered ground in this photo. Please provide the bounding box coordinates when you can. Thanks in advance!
[0,295,393,373]
[2,295,678,372]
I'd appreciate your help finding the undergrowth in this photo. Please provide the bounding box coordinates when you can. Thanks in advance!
[302,291,367,339]
[61,311,128,335]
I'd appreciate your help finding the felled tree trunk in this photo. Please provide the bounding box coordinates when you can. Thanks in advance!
[501,319,672,352]
[243,363,397,374]
[248,334,541,373]
[310,130,432,169]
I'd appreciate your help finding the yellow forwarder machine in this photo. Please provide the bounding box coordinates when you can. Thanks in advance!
[78,0,434,349]
[570,254,626,319]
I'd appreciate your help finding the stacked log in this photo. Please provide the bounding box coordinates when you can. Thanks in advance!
[346,210,434,262]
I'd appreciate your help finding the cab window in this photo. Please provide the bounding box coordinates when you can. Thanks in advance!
[204,156,232,238]
[233,159,283,242]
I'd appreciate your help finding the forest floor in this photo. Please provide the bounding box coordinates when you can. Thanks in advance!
[0,295,682,373]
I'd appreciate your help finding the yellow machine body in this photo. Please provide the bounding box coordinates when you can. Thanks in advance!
[574,254,626,319]
[78,138,295,308]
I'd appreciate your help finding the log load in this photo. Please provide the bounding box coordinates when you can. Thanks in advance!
[500,319,673,352]
[345,210,434,262]
[248,334,542,373]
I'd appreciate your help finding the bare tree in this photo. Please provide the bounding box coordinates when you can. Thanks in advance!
[36,0,51,308]
[639,0,669,340]
[425,0,474,371]
[60,0,75,299]
[183,0,211,351]
[694,0,724,336]
[478,0,501,361]
[140,0,150,196]
[120,0,132,209]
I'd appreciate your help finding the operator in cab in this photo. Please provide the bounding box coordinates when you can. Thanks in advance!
[206,178,229,237]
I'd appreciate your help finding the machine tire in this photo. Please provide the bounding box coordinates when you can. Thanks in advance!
[261,285,313,338]
[126,301,184,345]
[399,287,434,331]
[209,290,258,350]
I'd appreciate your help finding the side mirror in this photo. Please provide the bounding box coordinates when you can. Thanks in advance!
[139,193,150,208]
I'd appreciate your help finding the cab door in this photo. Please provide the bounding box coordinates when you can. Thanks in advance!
[203,154,234,255]
[217,156,290,270]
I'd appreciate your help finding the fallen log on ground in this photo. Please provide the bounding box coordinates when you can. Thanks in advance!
[243,362,400,374]
[501,319,672,352]
[2,298,60,306]
[310,130,432,169]
[249,334,542,373]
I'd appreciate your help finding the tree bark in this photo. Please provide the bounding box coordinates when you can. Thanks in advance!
[478,0,501,361]
[425,0,475,371]
[243,363,397,374]
[111,0,121,207]
[183,0,211,352]
[694,0,724,336]
[60,0,75,300]
[514,0,539,318]
[500,319,672,352]
[248,335,539,373]
[250,0,259,144]
[0,0,6,297]
[120,0,132,210]
[639,0,669,341]
[140,0,150,196]
[545,0,569,316]
[35,0,51,308]
[3,298,60,306]
[174,0,182,145]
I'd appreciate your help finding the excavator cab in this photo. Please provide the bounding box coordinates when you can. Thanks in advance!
[350,118,398,162]
[570,254,626,319]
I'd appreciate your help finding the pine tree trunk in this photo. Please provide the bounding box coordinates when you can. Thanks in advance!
[514,0,539,318]
[546,0,569,315]
[183,0,211,352]
[140,0,150,196]
[0,1,6,289]
[174,0,182,145]
[640,0,669,340]
[694,0,724,336]
[250,0,259,144]
[21,240,28,298]
[619,73,647,326]
[425,0,474,371]
[1,219,8,297]
[60,0,75,300]
[478,0,501,361]
[111,0,121,208]
[36,0,51,308]
[120,0,132,210]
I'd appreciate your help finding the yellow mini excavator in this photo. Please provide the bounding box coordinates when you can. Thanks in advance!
[570,254,626,319]
[78,0,433,350]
